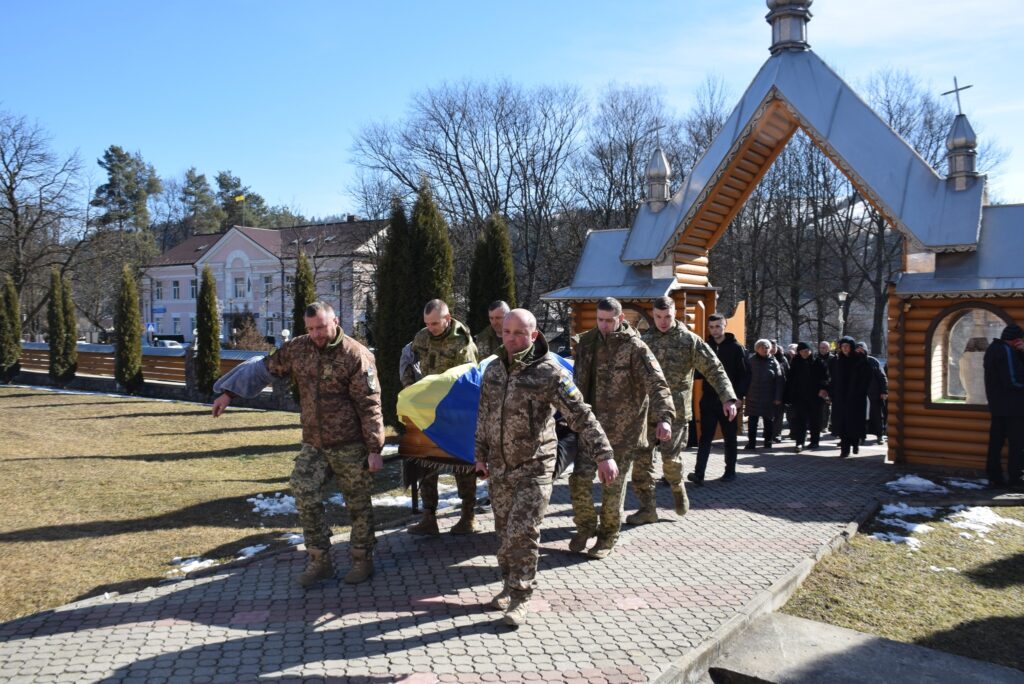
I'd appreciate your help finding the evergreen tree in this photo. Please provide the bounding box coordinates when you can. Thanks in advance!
[374,199,422,427]
[216,171,269,230]
[291,251,316,337]
[47,269,71,384]
[0,275,21,382]
[114,265,144,393]
[195,265,221,395]
[468,213,517,333]
[182,168,226,235]
[90,145,163,231]
[62,274,78,383]
[409,180,454,306]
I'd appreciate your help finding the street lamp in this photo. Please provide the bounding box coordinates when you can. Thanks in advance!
[837,291,849,338]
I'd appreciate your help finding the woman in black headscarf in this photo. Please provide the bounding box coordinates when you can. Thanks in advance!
[828,336,871,458]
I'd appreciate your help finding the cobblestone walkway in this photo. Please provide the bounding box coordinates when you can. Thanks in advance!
[0,440,894,683]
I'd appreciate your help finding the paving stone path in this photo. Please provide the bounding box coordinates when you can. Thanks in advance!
[0,440,895,683]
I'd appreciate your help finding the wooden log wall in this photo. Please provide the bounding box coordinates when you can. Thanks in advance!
[888,292,1024,470]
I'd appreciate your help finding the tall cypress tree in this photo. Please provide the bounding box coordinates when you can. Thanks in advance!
[47,269,69,384]
[291,251,315,337]
[374,199,421,427]
[114,265,144,393]
[62,274,78,384]
[409,180,453,306]
[468,213,517,333]
[0,275,21,383]
[196,265,221,395]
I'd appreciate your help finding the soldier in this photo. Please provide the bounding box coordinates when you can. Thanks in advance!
[211,301,383,587]
[476,308,616,626]
[408,299,480,535]
[474,300,509,358]
[570,296,675,559]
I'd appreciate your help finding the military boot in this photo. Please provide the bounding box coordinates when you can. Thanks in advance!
[407,510,439,536]
[343,548,374,584]
[487,586,511,611]
[588,537,615,560]
[671,485,689,516]
[297,548,334,589]
[568,530,594,553]
[625,491,658,525]
[502,596,529,627]
[449,509,476,535]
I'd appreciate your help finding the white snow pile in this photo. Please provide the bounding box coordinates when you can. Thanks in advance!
[167,556,218,576]
[235,544,268,559]
[283,533,304,545]
[879,502,937,517]
[929,566,959,573]
[944,506,1024,537]
[876,517,934,534]
[885,474,950,495]
[871,532,922,550]
[248,492,298,516]
[944,478,988,490]
[372,493,414,508]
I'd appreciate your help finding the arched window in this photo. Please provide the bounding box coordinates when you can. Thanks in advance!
[927,304,1011,407]
[622,304,652,333]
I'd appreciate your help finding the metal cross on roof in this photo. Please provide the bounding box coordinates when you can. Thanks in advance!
[941,77,973,115]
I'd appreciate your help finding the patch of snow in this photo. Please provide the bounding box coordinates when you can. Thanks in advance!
[959,532,973,539]
[167,556,218,576]
[236,544,268,559]
[248,492,297,516]
[879,502,937,518]
[885,474,949,495]
[284,533,304,545]
[871,532,921,550]
[372,494,414,508]
[945,478,988,490]
[945,506,1024,536]
[928,565,959,573]
[876,517,933,534]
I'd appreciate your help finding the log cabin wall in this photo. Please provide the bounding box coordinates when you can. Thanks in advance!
[887,290,1024,470]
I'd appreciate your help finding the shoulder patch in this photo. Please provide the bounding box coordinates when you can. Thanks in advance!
[558,372,581,401]
[365,367,378,393]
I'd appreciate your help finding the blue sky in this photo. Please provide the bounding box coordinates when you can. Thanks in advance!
[4,0,1022,218]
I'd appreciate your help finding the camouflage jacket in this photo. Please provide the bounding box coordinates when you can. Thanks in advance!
[476,333,613,472]
[411,318,478,377]
[574,321,675,450]
[642,320,737,422]
[474,325,501,359]
[264,329,385,453]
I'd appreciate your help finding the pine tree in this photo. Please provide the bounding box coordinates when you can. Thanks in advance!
[0,275,22,383]
[409,180,454,306]
[90,145,163,232]
[62,274,78,384]
[47,269,69,384]
[291,251,316,337]
[374,199,422,427]
[468,213,517,333]
[182,168,226,235]
[195,265,221,395]
[215,171,269,230]
[114,265,144,393]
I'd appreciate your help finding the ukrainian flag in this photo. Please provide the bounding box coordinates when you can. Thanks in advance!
[396,353,573,464]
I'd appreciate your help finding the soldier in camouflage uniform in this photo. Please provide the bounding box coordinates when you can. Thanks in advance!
[570,297,675,559]
[476,308,616,626]
[635,297,738,522]
[407,299,480,535]
[212,301,384,587]
[474,300,509,359]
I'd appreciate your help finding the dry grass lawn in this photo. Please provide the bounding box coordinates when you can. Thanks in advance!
[0,386,410,623]
[784,504,1024,671]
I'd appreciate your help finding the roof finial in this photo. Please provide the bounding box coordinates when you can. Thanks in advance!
[942,78,978,191]
[765,0,812,55]
[644,123,671,209]
[941,77,972,116]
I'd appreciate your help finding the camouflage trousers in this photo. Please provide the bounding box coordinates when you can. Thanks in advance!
[569,444,645,545]
[633,418,690,498]
[490,459,553,599]
[419,470,477,513]
[290,443,376,553]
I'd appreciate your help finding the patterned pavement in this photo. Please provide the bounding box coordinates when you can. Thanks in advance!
[0,439,895,683]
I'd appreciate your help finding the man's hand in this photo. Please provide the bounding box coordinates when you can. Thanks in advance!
[212,393,231,417]
[723,400,738,422]
[818,390,829,399]
[656,420,672,442]
[367,452,383,473]
[880,393,888,401]
[598,458,619,484]
[474,460,489,480]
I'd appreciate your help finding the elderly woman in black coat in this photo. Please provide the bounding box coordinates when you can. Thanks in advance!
[829,336,872,458]
[786,341,830,452]
[745,339,785,450]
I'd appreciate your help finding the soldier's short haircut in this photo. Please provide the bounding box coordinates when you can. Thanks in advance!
[652,296,675,311]
[506,308,537,331]
[596,297,623,315]
[423,299,449,316]
[304,301,336,319]
[755,338,772,351]
[708,313,726,323]
[488,300,510,313]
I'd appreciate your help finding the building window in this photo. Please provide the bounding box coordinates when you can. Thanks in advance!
[172,317,181,335]
[267,318,276,335]
[189,316,196,335]
[154,281,163,300]
[286,275,295,294]
[263,275,273,295]
[928,306,1009,406]
[190,279,197,299]
[234,277,245,299]
[172,281,180,299]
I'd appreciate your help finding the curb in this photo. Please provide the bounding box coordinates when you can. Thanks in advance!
[652,498,881,684]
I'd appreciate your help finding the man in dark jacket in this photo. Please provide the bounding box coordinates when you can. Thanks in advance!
[770,340,790,443]
[691,313,749,484]
[983,324,1024,490]
[829,336,871,458]
[817,341,835,435]
[786,342,829,451]
[856,341,888,444]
